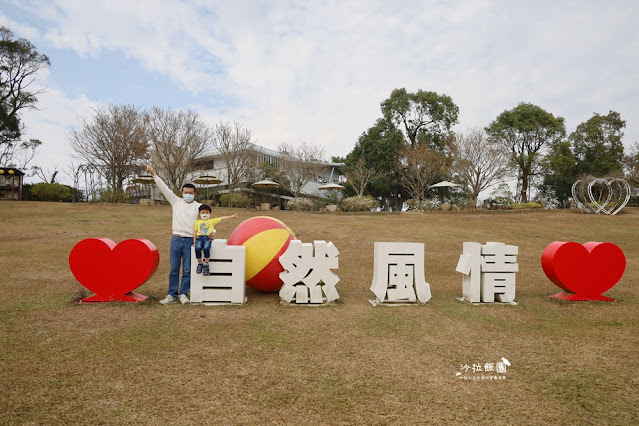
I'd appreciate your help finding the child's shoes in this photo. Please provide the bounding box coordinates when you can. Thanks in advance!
[196,263,203,274]
[203,263,210,276]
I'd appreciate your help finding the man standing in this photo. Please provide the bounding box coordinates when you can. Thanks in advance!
[147,164,200,305]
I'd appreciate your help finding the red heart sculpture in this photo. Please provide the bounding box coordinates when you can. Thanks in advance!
[69,238,159,303]
[541,241,625,301]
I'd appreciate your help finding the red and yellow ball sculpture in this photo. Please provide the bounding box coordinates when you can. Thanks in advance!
[228,216,297,292]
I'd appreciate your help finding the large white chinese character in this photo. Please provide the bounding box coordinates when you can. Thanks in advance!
[279,240,340,304]
[455,242,518,303]
[370,242,432,303]
[190,240,246,304]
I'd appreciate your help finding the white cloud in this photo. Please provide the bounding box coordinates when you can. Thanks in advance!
[0,10,41,40]
[6,0,639,172]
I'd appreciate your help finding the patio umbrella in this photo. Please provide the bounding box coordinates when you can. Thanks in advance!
[318,183,345,191]
[132,175,154,184]
[318,183,345,209]
[131,175,154,200]
[429,181,462,203]
[192,174,222,200]
[252,179,280,208]
[252,179,280,188]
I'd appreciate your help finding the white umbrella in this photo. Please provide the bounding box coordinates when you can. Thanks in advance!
[430,181,462,203]
[430,180,462,188]
[318,183,345,190]
[252,179,280,188]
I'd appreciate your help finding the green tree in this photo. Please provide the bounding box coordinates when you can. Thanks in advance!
[539,139,577,208]
[572,111,625,177]
[345,118,405,211]
[624,141,639,186]
[486,102,566,203]
[0,26,50,146]
[381,88,459,150]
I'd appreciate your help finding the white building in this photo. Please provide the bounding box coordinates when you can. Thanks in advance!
[188,143,345,198]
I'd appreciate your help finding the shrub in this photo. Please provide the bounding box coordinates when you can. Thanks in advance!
[219,192,250,208]
[98,189,129,203]
[512,201,543,209]
[341,195,378,212]
[287,197,314,211]
[406,198,439,211]
[29,183,72,202]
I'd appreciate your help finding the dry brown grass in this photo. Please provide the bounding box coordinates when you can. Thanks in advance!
[1,201,638,425]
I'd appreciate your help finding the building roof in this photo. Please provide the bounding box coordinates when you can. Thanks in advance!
[0,167,25,176]
[197,143,344,167]
[198,143,279,159]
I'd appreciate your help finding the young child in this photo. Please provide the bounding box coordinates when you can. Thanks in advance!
[193,205,238,275]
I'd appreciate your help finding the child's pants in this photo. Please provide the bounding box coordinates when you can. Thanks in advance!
[195,236,212,259]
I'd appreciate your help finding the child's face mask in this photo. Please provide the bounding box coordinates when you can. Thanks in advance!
[200,213,210,220]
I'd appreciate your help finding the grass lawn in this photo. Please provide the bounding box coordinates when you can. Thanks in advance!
[1,201,638,425]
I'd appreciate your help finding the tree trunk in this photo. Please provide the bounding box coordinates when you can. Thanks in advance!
[520,169,529,203]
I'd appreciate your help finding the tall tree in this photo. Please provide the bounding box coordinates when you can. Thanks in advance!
[277,141,325,199]
[624,141,639,187]
[344,118,405,211]
[539,139,577,208]
[381,88,459,150]
[486,102,565,203]
[452,127,510,207]
[70,104,148,201]
[571,111,625,177]
[0,26,50,147]
[148,107,211,190]
[211,121,255,191]
[395,143,444,209]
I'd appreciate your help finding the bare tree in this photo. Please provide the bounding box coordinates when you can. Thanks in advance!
[395,143,444,209]
[148,107,211,190]
[70,104,148,201]
[277,141,325,199]
[344,157,379,197]
[32,164,59,183]
[0,138,40,168]
[211,121,255,191]
[453,127,511,207]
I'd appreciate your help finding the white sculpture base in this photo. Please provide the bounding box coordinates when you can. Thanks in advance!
[190,240,246,305]
[455,297,519,306]
[369,298,425,307]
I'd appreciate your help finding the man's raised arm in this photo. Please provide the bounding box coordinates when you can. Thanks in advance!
[147,164,179,205]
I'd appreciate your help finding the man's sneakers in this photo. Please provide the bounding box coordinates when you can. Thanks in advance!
[203,263,210,276]
[159,295,177,305]
[196,263,203,274]
[159,294,189,305]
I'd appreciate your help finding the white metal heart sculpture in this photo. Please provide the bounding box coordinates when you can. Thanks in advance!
[571,177,630,215]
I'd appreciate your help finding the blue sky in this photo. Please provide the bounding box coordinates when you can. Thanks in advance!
[2,0,638,186]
